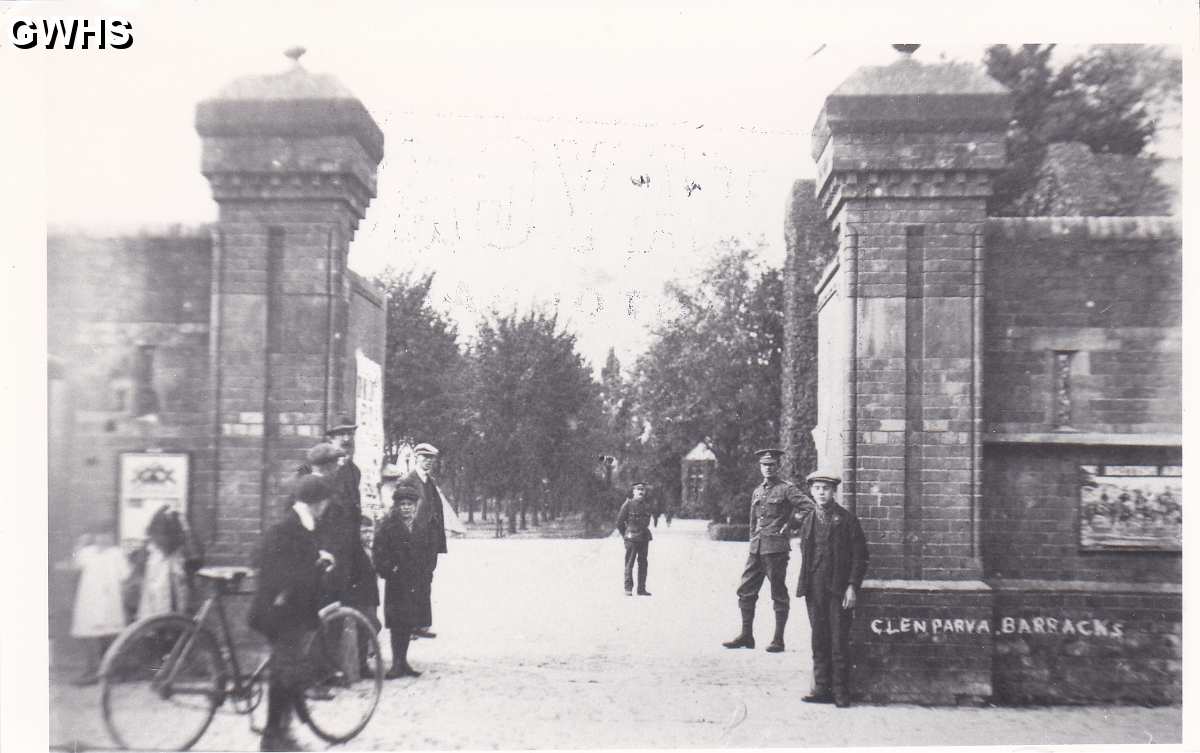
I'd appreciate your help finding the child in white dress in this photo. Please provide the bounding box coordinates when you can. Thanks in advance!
[70,524,130,685]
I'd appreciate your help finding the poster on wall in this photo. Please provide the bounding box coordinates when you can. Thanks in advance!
[118,452,189,548]
[355,349,385,523]
[1079,464,1181,551]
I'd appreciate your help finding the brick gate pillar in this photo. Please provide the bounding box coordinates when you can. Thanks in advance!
[811,48,1010,703]
[195,49,383,564]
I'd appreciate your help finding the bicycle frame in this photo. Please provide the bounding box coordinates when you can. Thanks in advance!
[156,579,268,702]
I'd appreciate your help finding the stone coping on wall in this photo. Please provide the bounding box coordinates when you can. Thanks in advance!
[983,432,1182,447]
[862,579,992,592]
[347,268,386,308]
[986,216,1179,241]
[988,578,1181,594]
[47,222,215,239]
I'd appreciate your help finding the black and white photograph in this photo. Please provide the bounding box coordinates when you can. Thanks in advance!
[1,0,1194,750]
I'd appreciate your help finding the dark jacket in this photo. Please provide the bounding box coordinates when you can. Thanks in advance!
[615,498,654,543]
[249,511,322,639]
[794,502,869,598]
[314,478,378,610]
[334,460,363,521]
[372,510,430,628]
[401,470,447,559]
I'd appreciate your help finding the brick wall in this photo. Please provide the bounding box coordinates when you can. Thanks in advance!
[982,444,1181,582]
[47,229,215,557]
[983,218,1181,435]
[992,587,1181,704]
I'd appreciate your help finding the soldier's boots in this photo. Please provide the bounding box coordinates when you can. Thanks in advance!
[765,611,788,652]
[723,608,756,649]
[802,691,834,704]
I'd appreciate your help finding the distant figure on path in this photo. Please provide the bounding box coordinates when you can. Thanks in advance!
[795,470,868,708]
[722,449,809,653]
[615,481,654,596]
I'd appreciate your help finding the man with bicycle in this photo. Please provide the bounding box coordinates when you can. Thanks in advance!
[249,474,337,752]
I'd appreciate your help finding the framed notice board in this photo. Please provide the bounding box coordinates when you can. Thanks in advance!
[1079,464,1181,551]
[118,452,189,547]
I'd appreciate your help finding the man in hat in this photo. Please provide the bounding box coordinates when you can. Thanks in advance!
[325,416,362,522]
[795,470,868,708]
[396,442,447,639]
[723,448,810,653]
[615,481,654,596]
[305,442,380,673]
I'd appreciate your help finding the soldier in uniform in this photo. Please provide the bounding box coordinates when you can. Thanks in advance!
[722,448,810,653]
[615,481,654,596]
[795,470,868,708]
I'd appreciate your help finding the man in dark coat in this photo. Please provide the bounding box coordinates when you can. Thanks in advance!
[307,441,380,675]
[373,485,426,678]
[323,419,381,632]
[795,469,868,708]
[398,442,447,639]
[723,448,811,653]
[326,416,363,521]
[615,481,654,596]
[249,474,336,752]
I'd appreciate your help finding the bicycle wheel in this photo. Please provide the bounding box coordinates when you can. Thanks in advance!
[297,605,383,743]
[101,614,224,751]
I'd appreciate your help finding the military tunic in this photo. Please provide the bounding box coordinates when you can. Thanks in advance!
[736,478,809,614]
[616,497,654,592]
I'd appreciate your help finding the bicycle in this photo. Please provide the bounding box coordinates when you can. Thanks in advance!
[99,566,383,751]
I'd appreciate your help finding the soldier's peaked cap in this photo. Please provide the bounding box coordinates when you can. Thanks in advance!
[754,448,785,461]
[806,469,842,486]
[413,443,440,457]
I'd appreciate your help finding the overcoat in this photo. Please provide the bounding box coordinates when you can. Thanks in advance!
[400,470,448,559]
[372,510,430,628]
[249,511,323,639]
[794,502,869,598]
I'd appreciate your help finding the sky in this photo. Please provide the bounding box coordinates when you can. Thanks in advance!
[12,0,1195,370]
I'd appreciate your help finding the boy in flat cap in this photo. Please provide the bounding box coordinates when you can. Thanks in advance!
[249,474,337,752]
[723,448,811,653]
[794,470,868,708]
[615,481,654,596]
[373,484,426,678]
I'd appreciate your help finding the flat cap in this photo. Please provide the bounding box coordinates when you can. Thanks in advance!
[392,484,421,502]
[754,448,785,461]
[805,469,842,486]
[306,442,346,465]
[413,443,440,457]
[293,474,333,504]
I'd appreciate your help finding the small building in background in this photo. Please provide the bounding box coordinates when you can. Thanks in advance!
[680,442,716,516]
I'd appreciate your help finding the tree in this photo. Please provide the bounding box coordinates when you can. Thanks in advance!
[634,239,784,522]
[468,309,604,531]
[984,44,1180,215]
[374,268,471,504]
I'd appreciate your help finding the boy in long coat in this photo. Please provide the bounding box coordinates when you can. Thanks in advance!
[373,485,427,678]
[794,469,868,708]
